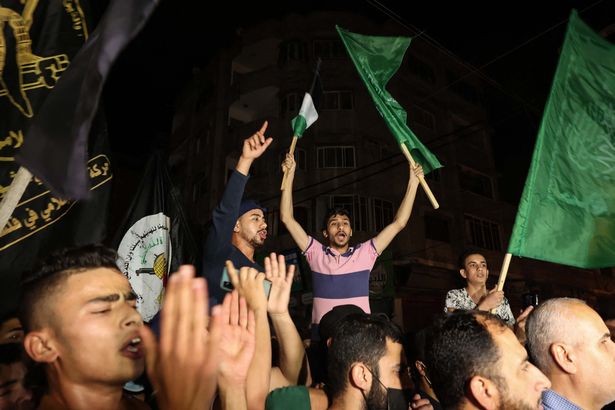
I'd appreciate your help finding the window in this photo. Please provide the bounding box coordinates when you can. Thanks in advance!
[281,93,300,115]
[330,195,369,232]
[447,71,480,105]
[425,214,450,242]
[317,146,355,168]
[407,57,436,85]
[459,166,493,198]
[313,39,346,60]
[372,198,393,232]
[279,40,307,65]
[412,106,435,130]
[322,91,353,110]
[279,206,309,235]
[464,215,501,251]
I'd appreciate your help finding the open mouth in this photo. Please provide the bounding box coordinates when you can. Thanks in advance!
[258,230,267,240]
[121,336,143,359]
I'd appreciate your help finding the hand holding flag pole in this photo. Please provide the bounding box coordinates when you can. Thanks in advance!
[399,144,439,209]
[280,136,298,190]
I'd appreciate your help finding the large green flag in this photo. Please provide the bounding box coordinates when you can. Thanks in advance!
[336,26,442,174]
[508,10,615,269]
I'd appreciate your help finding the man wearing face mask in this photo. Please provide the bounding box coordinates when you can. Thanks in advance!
[327,314,433,410]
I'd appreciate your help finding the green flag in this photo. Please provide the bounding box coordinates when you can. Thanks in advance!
[336,26,442,173]
[508,10,615,269]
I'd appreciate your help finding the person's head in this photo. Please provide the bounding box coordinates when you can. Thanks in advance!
[0,310,23,344]
[321,207,352,249]
[19,244,144,392]
[0,343,32,408]
[319,304,365,344]
[327,314,404,410]
[233,199,267,250]
[427,310,550,410]
[458,248,488,286]
[526,298,615,408]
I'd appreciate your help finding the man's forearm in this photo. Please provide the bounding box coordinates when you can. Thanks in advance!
[270,312,305,385]
[236,155,253,176]
[246,309,271,409]
[280,172,295,223]
[219,381,248,410]
[392,177,419,228]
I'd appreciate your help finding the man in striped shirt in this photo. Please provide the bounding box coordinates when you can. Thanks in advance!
[280,154,422,339]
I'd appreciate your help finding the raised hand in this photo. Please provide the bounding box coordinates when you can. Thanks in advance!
[241,121,273,161]
[264,253,296,316]
[140,266,225,410]
[225,260,268,314]
[281,153,296,175]
[410,163,424,186]
[218,291,257,385]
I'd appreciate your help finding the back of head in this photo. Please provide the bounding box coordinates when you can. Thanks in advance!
[426,310,506,409]
[19,244,118,333]
[327,314,402,401]
[526,297,586,374]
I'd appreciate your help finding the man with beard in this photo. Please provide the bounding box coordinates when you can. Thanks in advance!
[280,154,423,339]
[427,310,550,410]
[203,121,273,305]
[526,298,615,410]
[327,314,433,410]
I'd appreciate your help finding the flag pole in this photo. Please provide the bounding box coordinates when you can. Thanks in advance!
[280,136,298,190]
[0,166,32,235]
[399,144,439,209]
[490,252,512,313]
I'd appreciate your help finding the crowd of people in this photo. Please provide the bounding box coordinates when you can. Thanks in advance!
[2,123,615,409]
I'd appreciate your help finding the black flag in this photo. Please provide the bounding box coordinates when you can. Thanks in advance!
[16,0,159,200]
[114,152,198,322]
[0,1,113,312]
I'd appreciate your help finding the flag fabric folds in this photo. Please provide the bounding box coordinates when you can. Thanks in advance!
[114,152,198,322]
[336,26,442,174]
[0,1,112,312]
[16,0,159,200]
[291,59,323,137]
[508,11,615,269]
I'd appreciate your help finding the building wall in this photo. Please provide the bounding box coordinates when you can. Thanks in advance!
[169,11,615,332]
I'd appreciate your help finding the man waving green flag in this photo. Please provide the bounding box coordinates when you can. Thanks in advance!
[336,26,442,174]
[508,11,615,269]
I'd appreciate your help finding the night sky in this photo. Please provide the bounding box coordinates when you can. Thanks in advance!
[102,0,614,205]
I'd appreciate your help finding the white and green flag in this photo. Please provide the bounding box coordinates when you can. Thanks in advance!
[291,59,322,137]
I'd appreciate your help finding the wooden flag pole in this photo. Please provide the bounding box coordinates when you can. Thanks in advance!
[399,144,439,209]
[280,136,298,190]
[491,252,512,313]
[0,166,32,235]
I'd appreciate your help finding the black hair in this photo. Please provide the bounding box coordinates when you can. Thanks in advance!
[457,247,485,270]
[19,244,119,333]
[426,311,507,409]
[327,314,403,401]
[321,207,352,231]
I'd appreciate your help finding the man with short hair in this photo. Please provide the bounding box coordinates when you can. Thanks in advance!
[203,121,273,305]
[427,310,550,410]
[445,249,515,326]
[526,298,615,410]
[327,314,432,410]
[280,154,423,338]
[19,244,148,409]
